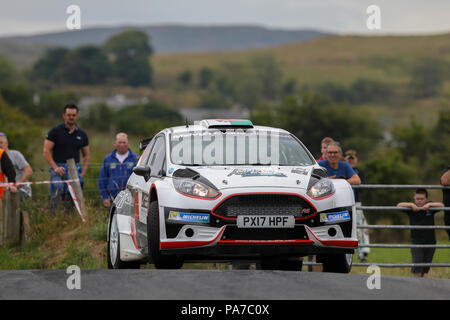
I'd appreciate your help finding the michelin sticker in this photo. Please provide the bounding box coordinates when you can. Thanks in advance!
[320,211,350,223]
[169,211,210,223]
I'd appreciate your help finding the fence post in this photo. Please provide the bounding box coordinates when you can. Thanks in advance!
[0,191,21,245]
[66,158,87,220]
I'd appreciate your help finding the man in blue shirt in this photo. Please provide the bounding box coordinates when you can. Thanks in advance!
[99,133,139,208]
[43,104,90,212]
[317,141,361,185]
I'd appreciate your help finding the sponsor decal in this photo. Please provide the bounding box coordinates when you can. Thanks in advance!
[291,168,310,175]
[168,211,210,223]
[227,168,287,177]
[168,167,175,174]
[141,193,149,209]
[320,210,350,223]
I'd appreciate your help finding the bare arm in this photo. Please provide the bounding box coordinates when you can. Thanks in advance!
[423,202,445,210]
[347,174,361,185]
[397,202,419,211]
[43,139,65,176]
[80,145,90,178]
[19,165,33,183]
[441,169,450,186]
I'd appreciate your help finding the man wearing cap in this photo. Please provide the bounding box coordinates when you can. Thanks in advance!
[0,133,33,198]
[98,133,139,209]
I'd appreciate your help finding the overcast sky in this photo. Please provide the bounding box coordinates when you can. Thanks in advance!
[0,0,449,37]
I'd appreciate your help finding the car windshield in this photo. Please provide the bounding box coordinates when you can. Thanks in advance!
[169,129,314,166]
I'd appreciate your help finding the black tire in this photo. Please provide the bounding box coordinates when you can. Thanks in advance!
[147,201,183,269]
[259,258,303,271]
[107,211,140,269]
[318,253,352,273]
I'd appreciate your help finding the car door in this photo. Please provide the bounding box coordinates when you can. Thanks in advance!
[133,134,166,225]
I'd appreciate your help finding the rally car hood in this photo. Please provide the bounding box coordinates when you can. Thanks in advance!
[181,165,316,190]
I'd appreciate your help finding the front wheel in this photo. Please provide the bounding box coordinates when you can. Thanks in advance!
[107,212,140,269]
[147,201,183,269]
[318,253,353,273]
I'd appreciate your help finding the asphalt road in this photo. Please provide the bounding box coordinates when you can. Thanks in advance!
[0,269,449,300]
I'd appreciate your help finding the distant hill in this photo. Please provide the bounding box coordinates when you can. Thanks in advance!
[153,33,450,87]
[0,25,329,66]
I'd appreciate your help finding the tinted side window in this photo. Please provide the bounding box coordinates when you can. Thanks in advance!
[139,138,156,166]
[148,136,166,176]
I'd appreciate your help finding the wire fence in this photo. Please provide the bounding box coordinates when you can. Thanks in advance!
[3,164,450,271]
[351,184,449,270]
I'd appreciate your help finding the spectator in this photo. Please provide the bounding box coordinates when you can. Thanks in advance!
[43,103,90,212]
[0,133,33,198]
[345,149,370,262]
[440,166,450,239]
[0,147,17,211]
[397,188,444,277]
[318,142,361,185]
[316,137,334,161]
[99,133,139,209]
[310,141,360,272]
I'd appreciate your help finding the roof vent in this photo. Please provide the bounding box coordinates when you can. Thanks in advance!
[199,119,253,129]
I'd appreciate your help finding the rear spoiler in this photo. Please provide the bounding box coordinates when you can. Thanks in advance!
[139,137,153,152]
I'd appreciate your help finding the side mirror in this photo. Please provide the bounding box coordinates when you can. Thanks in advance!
[133,166,152,182]
[312,167,327,178]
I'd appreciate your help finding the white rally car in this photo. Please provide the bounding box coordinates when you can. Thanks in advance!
[107,120,358,272]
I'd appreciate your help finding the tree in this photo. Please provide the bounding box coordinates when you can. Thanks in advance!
[29,47,69,85]
[198,67,214,89]
[0,98,40,162]
[391,118,431,165]
[252,93,383,157]
[103,29,153,86]
[361,148,418,227]
[177,70,192,87]
[60,46,111,85]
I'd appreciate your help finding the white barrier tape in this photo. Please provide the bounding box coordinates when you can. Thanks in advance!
[0,179,79,187]
[66,182,86,223]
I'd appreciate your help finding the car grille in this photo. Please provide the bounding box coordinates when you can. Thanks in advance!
[213,194,316,219]
[223,226,308,241]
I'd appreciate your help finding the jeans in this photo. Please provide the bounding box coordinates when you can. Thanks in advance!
[49,163,84,212]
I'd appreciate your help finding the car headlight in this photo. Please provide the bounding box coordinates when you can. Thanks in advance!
[307,179,335,199]
[173,179,219,199]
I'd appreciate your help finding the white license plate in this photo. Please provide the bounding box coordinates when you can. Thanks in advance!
[237,215,295,228]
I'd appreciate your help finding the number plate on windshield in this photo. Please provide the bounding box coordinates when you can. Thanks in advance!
[237,215,295,228]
